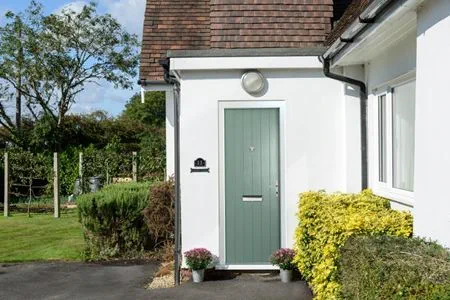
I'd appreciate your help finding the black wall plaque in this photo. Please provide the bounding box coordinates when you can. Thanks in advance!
[191,158,209,173]
[194,158,206,168]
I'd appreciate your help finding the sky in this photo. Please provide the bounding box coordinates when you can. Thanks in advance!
[0,0,146,116]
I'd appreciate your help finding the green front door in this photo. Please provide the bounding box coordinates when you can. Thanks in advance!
[224,108,280,265]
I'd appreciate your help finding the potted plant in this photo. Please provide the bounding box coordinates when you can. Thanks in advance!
[184,248,213,283]
[270,248,296,283]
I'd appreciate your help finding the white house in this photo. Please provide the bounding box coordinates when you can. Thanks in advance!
[139,0,450,274]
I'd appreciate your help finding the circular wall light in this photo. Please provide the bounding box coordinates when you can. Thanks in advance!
[241,70,265,95]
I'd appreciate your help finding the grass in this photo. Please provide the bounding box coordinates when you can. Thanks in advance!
[0,210,84,263]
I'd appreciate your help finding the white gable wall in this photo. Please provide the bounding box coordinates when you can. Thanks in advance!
[414,0,450,247]
[175,65,355,264]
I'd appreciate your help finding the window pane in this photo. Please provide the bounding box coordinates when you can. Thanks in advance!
[378,95,387,183]
[392,81,415,191]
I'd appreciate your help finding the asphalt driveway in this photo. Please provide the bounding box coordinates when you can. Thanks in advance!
[0,262,157,300]
[0,263,312,300]
[148,272,313,300]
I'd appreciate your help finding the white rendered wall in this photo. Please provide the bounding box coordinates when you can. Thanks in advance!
[342,65,364,192]
[365,29,417,92]
[165,90,175,178]
[414,0,450,247]
[177,67,351,263]
[365,30,417,211]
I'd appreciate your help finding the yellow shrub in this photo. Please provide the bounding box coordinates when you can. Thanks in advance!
[293,190,413,300]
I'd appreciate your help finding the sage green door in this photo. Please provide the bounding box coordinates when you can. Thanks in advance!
[224,108,280,265]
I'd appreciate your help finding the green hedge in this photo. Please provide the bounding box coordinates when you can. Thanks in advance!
[77,182,151,260]
[339,235,450,299]
[294,190,413,300]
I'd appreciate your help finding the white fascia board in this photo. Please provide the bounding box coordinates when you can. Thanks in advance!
[170,56,321,71]
[141,84,173,92]
[140,85,173,103]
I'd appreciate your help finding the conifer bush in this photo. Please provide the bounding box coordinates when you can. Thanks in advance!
[77,182,150,260]
[293,190,413,299]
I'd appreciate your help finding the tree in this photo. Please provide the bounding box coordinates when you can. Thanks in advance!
[121,92,165,127]
[0,10,30,145]
[0,1,140,148]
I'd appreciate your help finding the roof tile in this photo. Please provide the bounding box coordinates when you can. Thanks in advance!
[140,0,344,81]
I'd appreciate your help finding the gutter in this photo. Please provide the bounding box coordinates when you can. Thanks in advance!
[159,58,182,286]
[324,0,423,65]
[137,79,167,86]
[323,0,394,63]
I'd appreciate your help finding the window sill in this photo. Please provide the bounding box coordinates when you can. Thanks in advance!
[372,187,414,208]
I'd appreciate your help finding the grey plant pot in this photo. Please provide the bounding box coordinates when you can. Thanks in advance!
[280,269,293,283]
[192,269,205,283]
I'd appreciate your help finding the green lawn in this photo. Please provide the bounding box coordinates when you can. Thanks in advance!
[0,210,84,263]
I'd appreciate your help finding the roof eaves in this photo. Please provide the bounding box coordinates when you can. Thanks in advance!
[323,0,397,62]
[167,47,327,58]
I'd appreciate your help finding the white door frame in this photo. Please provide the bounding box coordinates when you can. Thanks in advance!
[217,100,287,269]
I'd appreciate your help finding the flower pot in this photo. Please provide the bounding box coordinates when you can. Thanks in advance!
[280,269,293,283]
[192,269,205,283]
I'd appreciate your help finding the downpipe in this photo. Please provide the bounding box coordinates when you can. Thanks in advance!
[321,57,368,190]
[160,58,182,286]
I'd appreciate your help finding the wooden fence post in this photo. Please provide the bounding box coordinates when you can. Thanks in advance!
[4,152,9,217]
[132,151,138,182]
[79,152,83,193]
[53,152,60,218]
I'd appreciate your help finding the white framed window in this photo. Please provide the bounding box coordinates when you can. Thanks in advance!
[373,79,415,205]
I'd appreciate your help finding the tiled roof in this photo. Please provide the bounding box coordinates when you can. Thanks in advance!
[325,0,374,46]
[140,0,211,81]
[209,1,334,49]
[140,0,337,81]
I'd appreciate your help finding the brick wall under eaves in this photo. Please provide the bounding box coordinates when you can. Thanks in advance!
[140,0,336,82]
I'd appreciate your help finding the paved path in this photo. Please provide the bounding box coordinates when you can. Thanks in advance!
[0,263,312,300]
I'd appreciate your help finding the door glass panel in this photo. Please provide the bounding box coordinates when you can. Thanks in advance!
[392,81,415,191]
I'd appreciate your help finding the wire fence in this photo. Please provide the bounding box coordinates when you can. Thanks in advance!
[1,149,165,217]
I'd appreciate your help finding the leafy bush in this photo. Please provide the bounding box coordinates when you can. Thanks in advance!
[294,190,413,300]
[59,147,81,195]
[143,179,175,247]
[3,148,52,200]
[184,248,213,270]
[77,182,151,260]
[339,235,450,299]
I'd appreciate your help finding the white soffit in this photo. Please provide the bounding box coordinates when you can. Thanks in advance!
[333,5,418,67]
[170,56,322,71]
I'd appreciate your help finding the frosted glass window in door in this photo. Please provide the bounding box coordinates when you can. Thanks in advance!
[392,81,415,191]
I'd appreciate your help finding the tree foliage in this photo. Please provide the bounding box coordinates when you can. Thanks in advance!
[0,1,139,148]
[121,92,165,127]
